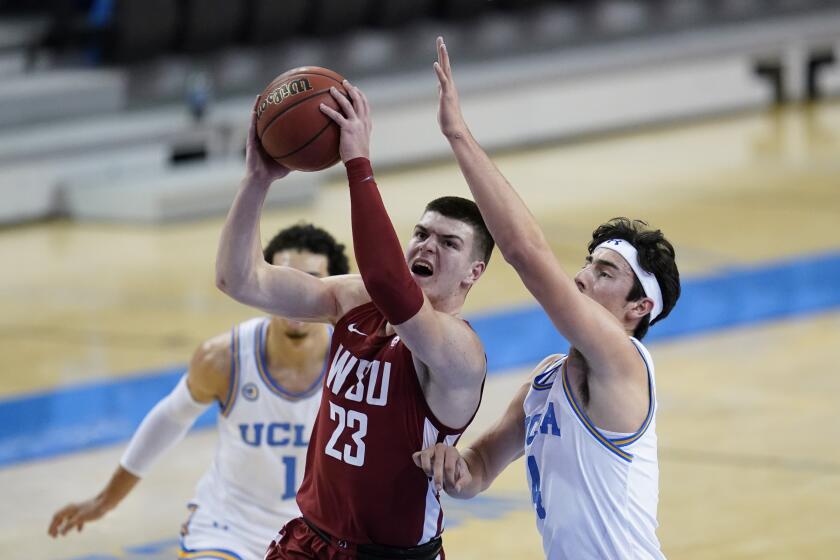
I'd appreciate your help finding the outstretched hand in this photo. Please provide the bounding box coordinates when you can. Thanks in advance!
[434,36,468,140]
[48,497,109,538]
[320,80,372,163]
[246,95,291,185]
[413,442,472,494]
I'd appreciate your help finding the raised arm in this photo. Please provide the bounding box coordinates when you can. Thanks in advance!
[48,337,227,537]
[433,38,634,372]
[216,98,358,323]
[320,82,486,421]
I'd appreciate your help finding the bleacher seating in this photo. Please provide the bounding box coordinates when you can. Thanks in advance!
[0,0,838,224]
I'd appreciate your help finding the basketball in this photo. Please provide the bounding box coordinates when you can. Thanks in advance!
[255,66,347,172]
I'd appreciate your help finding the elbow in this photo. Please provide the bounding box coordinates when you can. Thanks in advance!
[500,240,544,271]
[215,268,249,302]
[215,273,232,296]
[495,227,549,270]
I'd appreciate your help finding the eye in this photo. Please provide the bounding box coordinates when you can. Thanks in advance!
[415,231,427,240]
[599,271,611,278]
[445,240,456,248]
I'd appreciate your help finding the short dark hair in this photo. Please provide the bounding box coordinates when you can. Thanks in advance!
[588,218,680,340]
[424,196,494,265]
[263,223,350,276]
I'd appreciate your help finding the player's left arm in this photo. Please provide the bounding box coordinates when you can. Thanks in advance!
[321,82,486,393]
[434,37,641,378]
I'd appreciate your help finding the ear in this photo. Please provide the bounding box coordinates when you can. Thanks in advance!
[462,260,486,288]
[625,297,654,322]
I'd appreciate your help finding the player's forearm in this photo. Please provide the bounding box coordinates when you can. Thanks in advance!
[97,466,141,511]
[449,447,491,499]
[216,176,272,301]
[120,376,209,477]
[447,133,549,267]
[347,157,423,325]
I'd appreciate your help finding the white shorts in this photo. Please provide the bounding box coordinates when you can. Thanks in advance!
[179,502,281,560]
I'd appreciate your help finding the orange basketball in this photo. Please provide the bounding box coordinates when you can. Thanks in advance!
[255,66,347,172]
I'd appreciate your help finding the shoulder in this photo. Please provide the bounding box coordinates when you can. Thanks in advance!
[324,274,371,322]
[528,353,565,382]
[187,331,233,403]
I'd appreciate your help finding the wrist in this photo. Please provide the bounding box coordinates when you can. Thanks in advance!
[443,127,470,143]
[345,157,374,184]
[96,491,119,511]
[242,172,273,191]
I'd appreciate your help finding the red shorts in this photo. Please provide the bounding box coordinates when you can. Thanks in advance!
[264,517,444,560]
[265,517,353,560]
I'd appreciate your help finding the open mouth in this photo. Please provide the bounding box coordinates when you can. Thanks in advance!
[411,260,434,278]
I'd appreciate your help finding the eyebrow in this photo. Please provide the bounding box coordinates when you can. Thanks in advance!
[414,225,464,244]
[586,255,620,271]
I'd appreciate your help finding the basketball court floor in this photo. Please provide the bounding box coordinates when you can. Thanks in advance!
[1,100,839,559]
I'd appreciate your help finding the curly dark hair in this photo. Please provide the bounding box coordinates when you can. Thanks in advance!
[588,218,680,340]
[263,223,350,276]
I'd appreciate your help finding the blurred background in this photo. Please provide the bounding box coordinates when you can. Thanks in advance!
[1,0,839,558]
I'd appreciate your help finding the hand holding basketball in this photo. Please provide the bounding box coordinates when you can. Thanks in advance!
[246,96,291,185]
[319,80,372,163]
[254,67,349,172]
[434,36,468,140]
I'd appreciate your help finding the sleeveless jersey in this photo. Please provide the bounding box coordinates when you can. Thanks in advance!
[523,338,664,560]
[190,317,325,544]
[296,302,480,547]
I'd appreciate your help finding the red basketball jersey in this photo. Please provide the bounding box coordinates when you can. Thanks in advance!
[295,302,482,547]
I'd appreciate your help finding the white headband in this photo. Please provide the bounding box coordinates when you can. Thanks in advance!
[595,239,663,320]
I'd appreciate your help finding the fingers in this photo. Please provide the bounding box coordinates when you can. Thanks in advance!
[455,456,469,492]
[248,95,261,147]
[432,444,446,492]
[419,447,433,478]
[48,507,70,537]
[414,443,470,494]
[49,504,83,538]
[436,36,452,76]
[330,86,355,118]
[319,102,347,126]
[433,61,448,89]
[443,446,460,490]
[348,81,370,119]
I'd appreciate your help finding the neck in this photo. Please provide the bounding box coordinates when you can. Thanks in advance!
[265,318,328,371]
[426,288,466,317]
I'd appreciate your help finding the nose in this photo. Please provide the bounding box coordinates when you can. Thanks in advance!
[417,237,436,255]
[573,270,587,293]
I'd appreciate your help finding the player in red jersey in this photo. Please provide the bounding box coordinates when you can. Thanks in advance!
[216,85,494,558]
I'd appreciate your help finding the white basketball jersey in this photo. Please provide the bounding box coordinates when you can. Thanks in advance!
[190,317,325,547]
[523,338,664,560]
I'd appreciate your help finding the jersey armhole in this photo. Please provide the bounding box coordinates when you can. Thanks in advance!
[220,325,240,417]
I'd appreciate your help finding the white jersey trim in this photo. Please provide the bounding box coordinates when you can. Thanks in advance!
[418,418,459,545]
[220,325,241,418]
[560,339,656,463]
[253,320,330,401]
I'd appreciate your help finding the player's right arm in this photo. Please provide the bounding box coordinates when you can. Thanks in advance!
[413,355,558,498]
[216,97,366,323]
[413,376,535,499]
[48,337,228,538]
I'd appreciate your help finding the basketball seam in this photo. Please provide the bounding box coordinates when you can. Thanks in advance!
[257,78,346,141]
[273,119,336,163]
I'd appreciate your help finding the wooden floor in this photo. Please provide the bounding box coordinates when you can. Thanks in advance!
[1,100,839,559]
